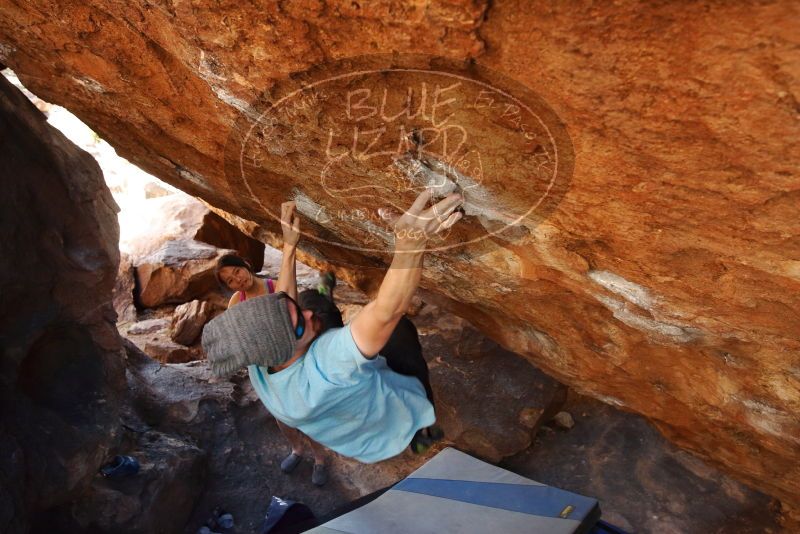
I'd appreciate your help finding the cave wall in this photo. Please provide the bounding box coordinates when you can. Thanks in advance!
[1,0,798,511]
[0,74,126,531]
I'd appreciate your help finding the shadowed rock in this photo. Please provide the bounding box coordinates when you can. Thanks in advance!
[502,395,784,533]
[420,308,567,462]
[171,299,214,346]
[113,252,137,325]
[0,74,125,532]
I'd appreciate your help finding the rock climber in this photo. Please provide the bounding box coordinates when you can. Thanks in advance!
[213,206,341,485]
[203,188,464,464]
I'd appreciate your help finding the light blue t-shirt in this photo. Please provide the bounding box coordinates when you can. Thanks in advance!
[248,324,435,463]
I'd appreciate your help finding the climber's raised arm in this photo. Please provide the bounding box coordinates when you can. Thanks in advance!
[274,201,301,301]
[350,189,463,358]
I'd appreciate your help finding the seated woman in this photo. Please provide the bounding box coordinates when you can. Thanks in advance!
[214,206,341,486]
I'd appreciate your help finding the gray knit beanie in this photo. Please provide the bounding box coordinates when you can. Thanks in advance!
[201,293,297,377]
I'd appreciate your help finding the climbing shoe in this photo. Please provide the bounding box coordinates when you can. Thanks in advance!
[427,424,444,442]
[280,452,302,474]
[311,463,328,486]
[409,429,433,455]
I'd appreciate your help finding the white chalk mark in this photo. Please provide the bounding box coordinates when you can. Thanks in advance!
[293,189,393,245]
[589,270,654,310]
[596,395,626,407]
[594,294,699,343]
[176,166,211,191]
[72,75,105,93]
[735,396,799,444]
[588,270,701,343]
[393,152,517,226]
[293,190,333,228]
[197,51,259,120]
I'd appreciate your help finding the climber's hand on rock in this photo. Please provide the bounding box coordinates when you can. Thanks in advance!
[393,189,463,250]
[281,201,301,247]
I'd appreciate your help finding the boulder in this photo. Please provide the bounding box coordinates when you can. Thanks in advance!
[122,194,264,272]
[135,240,232,308]
[144,339,201,364]
[143,181,172,199]
[124,339,238,431]
[430,354,566,463]
[0,74,125,533]
[552,411,575,430]
[170,299,214,346]
[419,307,567,462]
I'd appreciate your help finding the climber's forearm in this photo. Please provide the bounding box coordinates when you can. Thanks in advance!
[372,244,425,322]
[351,244,425,357]
[275,242,298,300]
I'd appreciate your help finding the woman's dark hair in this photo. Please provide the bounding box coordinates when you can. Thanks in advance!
[298,289,344,335]
[214,254,253,288]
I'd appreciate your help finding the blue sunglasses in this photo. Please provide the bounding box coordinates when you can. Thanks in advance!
[277,292,305,339]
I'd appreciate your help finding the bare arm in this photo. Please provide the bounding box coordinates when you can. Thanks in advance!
[351,189,463,357]
[274,201,301,300]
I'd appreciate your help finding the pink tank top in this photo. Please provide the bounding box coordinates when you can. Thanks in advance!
[239,278,274,302]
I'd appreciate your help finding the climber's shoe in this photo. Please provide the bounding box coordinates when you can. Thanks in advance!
[99,455,140,478]
[280,452,302,474]
[409,429,433,455]
[311,463,328,486]
[427,424,444,442]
